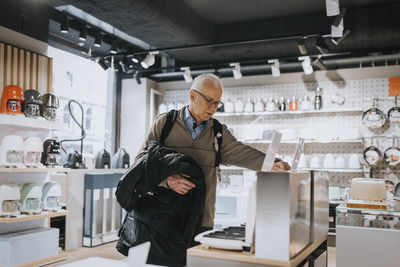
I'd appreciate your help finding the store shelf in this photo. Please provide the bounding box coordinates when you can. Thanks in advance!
[17,251,67,267]
[0,210,69,223]
[0,167,71,173]
[220,166,364,172]
[0,114,68,131]
[242,139,363,145]
[302,168,364,173]
[214,107,364,117]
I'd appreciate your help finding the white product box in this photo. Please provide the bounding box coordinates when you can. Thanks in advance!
[0,227,59,267]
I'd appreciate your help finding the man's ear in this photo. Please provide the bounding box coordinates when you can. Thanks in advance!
[189,89,195,102]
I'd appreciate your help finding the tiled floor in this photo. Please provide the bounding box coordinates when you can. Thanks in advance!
[46,242,337,266]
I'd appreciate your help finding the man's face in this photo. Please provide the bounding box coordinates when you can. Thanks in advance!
[189,80,222,122]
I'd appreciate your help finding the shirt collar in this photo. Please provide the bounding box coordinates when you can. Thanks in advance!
[184,106,210,128]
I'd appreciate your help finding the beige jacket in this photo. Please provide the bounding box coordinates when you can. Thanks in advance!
[140,108,265,227]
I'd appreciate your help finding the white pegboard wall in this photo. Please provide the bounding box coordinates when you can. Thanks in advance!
[161,77,400,186]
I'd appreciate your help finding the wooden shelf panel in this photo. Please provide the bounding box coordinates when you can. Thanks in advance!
[0,210,69,223]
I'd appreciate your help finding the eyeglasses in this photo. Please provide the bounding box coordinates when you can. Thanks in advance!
[194,90,224,109]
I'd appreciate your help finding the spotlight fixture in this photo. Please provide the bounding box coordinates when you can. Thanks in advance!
[313,56,328,70]
[131,56,139,63]
[297,37,308,55]
[331,29,351,45]
[331,18,344,38]
[141,51,159,69]
[94,34,102,48]
[133,71,141,85]
[119,60,128,72]
[110,43,118,54]
[180,67,193,83]
[325,0,340,16]
[229,63,242,79]
[60,16,69,34]
[299,56,313,75]
[267,59,280,77]
[332,8,347,27]
[315,37,330,54]
[97,58,109,71]
[78,27,87,41]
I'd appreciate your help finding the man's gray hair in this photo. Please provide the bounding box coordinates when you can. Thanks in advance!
[190,73,223,91]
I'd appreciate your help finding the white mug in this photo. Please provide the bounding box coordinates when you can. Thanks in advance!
[298,153,308,169]
[323,154,335,169]
[348,154,361,169]
[310,156,321,169]
[335,156,346,169]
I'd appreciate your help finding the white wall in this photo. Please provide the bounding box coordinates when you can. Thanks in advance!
[120,78,150,158]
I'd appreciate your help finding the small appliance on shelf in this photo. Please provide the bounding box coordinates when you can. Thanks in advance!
[42,182,62,211]
[41,139,62,167]
[19,183,42,214]
[22,89,42,118]
[82,152,96,169]
[0,135,24,168]
[41,93,59,121]
[0,182,21,217]
[0,85,25,115]
[111,148,130,169]
[95,149,111,169]
[23,137,43,168]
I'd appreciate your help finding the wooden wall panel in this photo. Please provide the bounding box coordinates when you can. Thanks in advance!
[18,49,24,87]
[0,43,4,95]
[30,53,37,90]
[24,51,31,89]
[0,43,52,94]
[5,45,12,85]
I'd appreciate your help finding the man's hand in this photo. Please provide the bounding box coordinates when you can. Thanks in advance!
[166,174,196,195]
[272,160,291,171]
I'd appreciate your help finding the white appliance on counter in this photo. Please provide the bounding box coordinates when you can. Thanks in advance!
[0,182,21,216]
[42,182,62,211]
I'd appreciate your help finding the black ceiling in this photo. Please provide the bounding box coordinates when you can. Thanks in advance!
[47,0,400,81]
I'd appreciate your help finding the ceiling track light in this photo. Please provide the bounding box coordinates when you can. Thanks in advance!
[229,63,242,79]
[267,59,280,77]
[94,34,102,48]
[78,27,87,41]
[315,37,330,54]
[299,56,313,75]
[134,71,142,85]
[331,29,351,45]
[326,0,340,16]
[332,8,347,27]
[131,56,139,63]
[141,51,159,69]
[297,37,308,55]
[180,67,193,83]
[110,42,118,54]
[313,56,328,70]
[96,58,109,71]
[60,16,69,34]
[119,60,128,72]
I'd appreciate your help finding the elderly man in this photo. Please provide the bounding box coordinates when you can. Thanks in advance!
[141,73,290,233]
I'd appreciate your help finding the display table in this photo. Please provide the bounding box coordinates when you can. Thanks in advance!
[336,201,400,267]
[187,234,327,267]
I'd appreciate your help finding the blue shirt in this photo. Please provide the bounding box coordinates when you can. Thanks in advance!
[183,106,210,140]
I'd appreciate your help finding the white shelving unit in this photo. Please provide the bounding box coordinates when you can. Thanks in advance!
[242,139,363,145]
[219,165,364,173]
[214,107,364,118]
[0,167,70,173]
[0,114,68,131]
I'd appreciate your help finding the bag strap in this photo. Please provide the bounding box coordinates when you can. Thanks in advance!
[160,110,178,145]
[212,118,223,166]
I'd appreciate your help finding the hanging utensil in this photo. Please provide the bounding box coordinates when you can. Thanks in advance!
[363,138,383,166]
[388,93,400,124]
[362,96,387,129]
[384,137,400,167]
